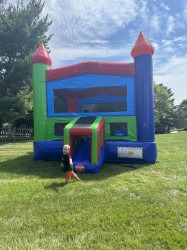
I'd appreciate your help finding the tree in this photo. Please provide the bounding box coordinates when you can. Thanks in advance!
[154,83,175,134]
[0,0,6,8]
[0,0,52,126]
[174,99,187,130]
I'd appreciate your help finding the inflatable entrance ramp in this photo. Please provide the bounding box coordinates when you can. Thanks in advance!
[64,116,105,173]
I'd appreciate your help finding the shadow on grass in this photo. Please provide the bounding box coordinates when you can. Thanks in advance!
[0,152,151,182]
[0,152,63,178]
[44,181,67,191]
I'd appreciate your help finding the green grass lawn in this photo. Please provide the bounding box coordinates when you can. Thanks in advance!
[0,133,186,250]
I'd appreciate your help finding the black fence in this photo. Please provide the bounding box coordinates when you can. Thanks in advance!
[0,126,34,143]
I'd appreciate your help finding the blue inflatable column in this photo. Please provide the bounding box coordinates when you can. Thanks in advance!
[131,32,155,142]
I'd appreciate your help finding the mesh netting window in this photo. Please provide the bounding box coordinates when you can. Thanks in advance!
[54,89,68,113]
[54,123,68,136]
[110,122,128,136]
[82,102,127,112]
[53,86,127,113]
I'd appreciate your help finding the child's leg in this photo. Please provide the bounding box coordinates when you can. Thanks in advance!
[72,172,81,181]
[65,172,71,184]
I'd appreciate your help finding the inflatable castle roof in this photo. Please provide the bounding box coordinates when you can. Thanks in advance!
[31,32,154,82]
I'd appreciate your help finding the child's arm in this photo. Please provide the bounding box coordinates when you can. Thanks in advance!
[69,156,73,167]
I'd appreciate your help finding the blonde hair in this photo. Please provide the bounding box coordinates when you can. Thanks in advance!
[63,144,70,150]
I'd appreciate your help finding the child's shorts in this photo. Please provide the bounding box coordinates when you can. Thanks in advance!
[65,171,76,180]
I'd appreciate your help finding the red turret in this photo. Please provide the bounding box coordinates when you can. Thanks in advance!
[131,32,154,58]
[31,44,52,66]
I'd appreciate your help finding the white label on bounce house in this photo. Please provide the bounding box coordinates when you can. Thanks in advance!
[117,147,143,159]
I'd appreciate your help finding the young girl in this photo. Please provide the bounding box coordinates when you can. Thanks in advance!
[61,144,81,184]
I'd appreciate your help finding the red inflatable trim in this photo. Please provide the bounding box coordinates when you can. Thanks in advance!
[31,44,52,66]
[46,61,135,82]
[131,32,154,58]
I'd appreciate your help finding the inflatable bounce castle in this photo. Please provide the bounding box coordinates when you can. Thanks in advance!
[31,32,157,173]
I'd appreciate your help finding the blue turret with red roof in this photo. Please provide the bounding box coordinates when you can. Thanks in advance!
[131,32,155,142]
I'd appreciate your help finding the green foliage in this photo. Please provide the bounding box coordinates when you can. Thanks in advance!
[154,83,175,134]
[0,0,52,126]
[174,99,187,130]
[0,132,187,249]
